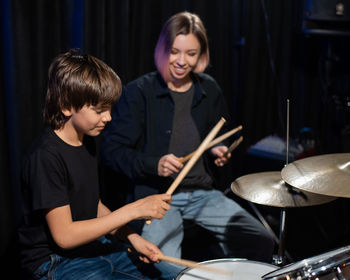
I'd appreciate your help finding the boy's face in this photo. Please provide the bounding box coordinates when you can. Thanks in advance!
[65,103,112,137]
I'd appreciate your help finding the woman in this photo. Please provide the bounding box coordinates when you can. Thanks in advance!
[102,11,274,263]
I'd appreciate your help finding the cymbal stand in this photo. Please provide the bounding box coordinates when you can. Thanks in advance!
[273,99,290,266]
[247,201,292,263]
[274,208,286,265]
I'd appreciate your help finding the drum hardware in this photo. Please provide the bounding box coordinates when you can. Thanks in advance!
[248,201,293,264]
[277,99,290,266]
[262,245,350,280]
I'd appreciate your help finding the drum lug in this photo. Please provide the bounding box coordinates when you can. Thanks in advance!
[272,254,285,266]
[336,266,347,280]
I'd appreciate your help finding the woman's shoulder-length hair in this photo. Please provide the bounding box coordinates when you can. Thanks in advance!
[154,11,210,82]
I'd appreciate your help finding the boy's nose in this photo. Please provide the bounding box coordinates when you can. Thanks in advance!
[102,111,112,122]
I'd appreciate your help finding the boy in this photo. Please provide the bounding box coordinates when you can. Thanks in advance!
[18,49,181,279]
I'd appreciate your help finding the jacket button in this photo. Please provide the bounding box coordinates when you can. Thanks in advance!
[166,130,172,134]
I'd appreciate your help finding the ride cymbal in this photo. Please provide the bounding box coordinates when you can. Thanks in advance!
[281,153,350,198]
[231,171,336,207]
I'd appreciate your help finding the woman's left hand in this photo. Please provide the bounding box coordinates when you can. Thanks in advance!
[211,145,230,167]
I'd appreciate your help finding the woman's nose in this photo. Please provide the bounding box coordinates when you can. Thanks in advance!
[176,53,185,66]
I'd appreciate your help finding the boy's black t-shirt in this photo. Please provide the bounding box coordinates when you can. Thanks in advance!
[18,127,102,275]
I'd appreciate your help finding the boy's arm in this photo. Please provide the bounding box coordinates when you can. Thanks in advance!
[116,225,164,263]
[45,194,171,250]
[97,200,117,234]
[98,202,143,241]
[97,200,112,217]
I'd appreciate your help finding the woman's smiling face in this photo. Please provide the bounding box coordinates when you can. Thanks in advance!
[167,33,201,83]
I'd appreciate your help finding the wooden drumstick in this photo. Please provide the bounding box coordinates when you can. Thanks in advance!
[223,135,244,157]
[157,255,232,276]
[127,248,232,276]
[145,117,226,225]
[166,117,226,195]
[179,125,243,163]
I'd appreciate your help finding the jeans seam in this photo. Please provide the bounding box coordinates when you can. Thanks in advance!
[47,254,60,280]
[99,255,144,280]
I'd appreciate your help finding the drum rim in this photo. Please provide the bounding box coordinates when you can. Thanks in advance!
[262,245,350,279]
[176,258,278,278]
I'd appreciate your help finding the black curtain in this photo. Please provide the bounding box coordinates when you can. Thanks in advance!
[1,0,350,275]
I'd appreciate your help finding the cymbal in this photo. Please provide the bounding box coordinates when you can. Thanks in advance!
[281,153,350,198]
[231,171,336,207]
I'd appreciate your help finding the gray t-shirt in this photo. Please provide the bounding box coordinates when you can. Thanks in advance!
[168,85,212,191]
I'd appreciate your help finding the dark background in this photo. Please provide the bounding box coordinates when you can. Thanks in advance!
[1,0,350,277]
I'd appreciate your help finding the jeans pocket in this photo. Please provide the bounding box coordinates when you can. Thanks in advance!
[33,259,50,280]
[46,254,61,280]
[33,254,61,280]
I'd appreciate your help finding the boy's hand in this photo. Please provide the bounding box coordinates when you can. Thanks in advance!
[132,194,171,220]
[128,234,163,263]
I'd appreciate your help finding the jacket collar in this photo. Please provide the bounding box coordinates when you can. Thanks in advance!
[155,71,207,102]
[155,72,170,97]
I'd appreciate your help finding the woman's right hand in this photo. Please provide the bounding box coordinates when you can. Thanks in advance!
[158,154,183,177]
[132,194,172,220]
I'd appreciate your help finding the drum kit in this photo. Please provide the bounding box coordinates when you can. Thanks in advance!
[231,152,350,280]
[231,153,349,263]
[175,101,350,279]
[176,153,350,280]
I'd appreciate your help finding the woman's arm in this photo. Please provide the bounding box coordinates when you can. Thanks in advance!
[101,84,159,179]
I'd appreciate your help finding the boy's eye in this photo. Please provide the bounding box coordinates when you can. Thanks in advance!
[92,107,103,114]
[91,104,111,114]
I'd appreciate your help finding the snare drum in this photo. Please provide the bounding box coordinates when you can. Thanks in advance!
[262,245,350,280]
[176,258,278,280]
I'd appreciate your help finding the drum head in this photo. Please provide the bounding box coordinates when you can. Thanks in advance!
[176,258,278,280]
[262,245,350,280]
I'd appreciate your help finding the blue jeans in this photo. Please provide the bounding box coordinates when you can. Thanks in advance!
[142,189,274,262]
[33,237,182,280]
